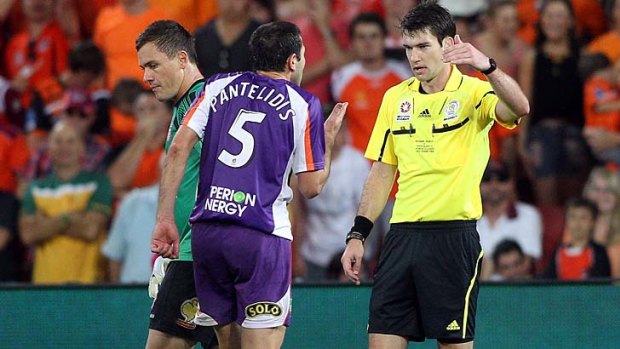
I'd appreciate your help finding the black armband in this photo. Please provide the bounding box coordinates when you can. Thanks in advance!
[345,215,374,245]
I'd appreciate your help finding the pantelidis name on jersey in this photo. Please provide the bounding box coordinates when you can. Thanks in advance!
[208,81,295,120]
[205,185,256,217]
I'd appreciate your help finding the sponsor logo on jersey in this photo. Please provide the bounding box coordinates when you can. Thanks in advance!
[400,100,412,113]
[418,109,431,118]
[443,100,460,122]
[205,185,257,217]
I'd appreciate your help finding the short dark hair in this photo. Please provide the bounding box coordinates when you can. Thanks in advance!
[249,21,302,72]
[349,12,387,40]
[69,40,105,76]
[111,78,147,108]
[135,20,197,64]
[565,197,599,221]
[492,239,524,266]
[400,0,456,45]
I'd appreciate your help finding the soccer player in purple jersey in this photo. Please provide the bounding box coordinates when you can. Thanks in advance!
[151,21,347,349]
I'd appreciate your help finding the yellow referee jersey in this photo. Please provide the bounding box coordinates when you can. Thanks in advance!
[365,66,517,222]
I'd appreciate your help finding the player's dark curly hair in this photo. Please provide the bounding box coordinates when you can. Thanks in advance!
[135,20,197,64]
[249,21,303,72]
[399,0,456,45]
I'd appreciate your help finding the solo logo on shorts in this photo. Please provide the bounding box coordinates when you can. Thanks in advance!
[245,302,282,318]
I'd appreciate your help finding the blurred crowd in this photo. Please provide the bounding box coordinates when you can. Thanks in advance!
[1,0,620,285]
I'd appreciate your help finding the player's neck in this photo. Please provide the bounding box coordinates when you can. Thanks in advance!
[420,64,451,94]
[257,70,290,81]
[175,66,204,101]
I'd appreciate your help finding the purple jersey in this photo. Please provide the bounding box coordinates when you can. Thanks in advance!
[182,72,325,240]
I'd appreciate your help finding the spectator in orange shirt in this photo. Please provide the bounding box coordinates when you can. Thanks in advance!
[586,0,620,65]
[107,89,170,199]
[4,0,71,110]
[583,58,620,165]
[93,0,166,88]
[331,12,410,153]
[542,197,611,280]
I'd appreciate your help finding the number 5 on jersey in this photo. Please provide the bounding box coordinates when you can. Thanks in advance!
[218,109,267,168]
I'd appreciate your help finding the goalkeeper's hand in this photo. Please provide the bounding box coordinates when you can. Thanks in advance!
[148,256,171,299]
[151,219,180,258]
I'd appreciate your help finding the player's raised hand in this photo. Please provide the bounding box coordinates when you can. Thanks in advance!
[324,102,348,145]
[341,239,364,285]
[151,219,180,259]
[442,34,491,72]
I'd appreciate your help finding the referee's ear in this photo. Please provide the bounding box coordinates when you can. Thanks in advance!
[442,36,454,48]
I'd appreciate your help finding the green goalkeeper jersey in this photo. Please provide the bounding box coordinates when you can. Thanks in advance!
[165,79,205,261]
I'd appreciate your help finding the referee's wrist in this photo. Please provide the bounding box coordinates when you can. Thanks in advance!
[346,216,373,245]
[346,231,365,245]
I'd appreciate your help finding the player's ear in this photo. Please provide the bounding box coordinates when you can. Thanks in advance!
[178,50,189,68]
[287,53,298,72]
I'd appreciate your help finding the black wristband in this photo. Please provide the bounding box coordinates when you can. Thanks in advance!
[480,57,497,75]
[351,215,373,239]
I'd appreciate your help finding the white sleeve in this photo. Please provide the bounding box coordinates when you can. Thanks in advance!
[183,74,241,138]
[101,195,133,261]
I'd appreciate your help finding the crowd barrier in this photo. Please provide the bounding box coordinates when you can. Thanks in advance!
[0,282,618,348]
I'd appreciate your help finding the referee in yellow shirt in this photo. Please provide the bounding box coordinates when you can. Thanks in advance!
[341,1,529,349]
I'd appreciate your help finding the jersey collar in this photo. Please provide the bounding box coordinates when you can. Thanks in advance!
[408,65,463,93]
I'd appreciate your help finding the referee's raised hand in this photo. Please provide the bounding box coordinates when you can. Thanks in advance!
[442,34,491,72]
[341,239,364,285]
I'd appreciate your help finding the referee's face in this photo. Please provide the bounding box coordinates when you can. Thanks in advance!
[138,42,184,102]
[402,29,446,83]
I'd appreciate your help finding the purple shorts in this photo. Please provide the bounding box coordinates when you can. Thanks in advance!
[191,222,292,328]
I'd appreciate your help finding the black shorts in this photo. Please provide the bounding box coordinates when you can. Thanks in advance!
[149,261,217,347]
[368,221,483,343]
